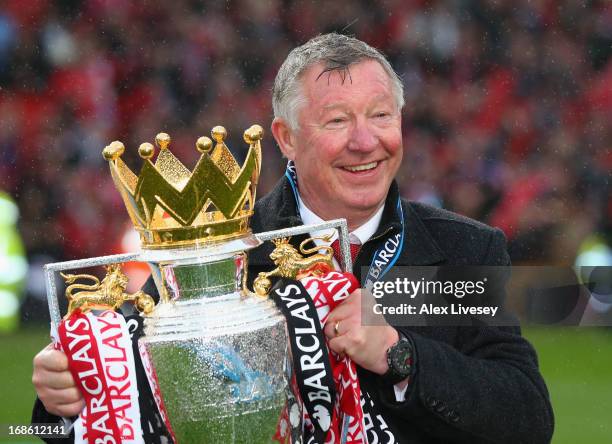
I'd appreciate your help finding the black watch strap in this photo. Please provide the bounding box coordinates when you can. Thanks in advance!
[383,336,414,385]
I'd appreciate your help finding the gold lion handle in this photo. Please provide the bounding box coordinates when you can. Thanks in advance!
[61,264,155,318]
[251,236,335,297]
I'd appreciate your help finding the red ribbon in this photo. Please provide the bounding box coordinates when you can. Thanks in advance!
[300,271,366,444]
[58,309,123,443]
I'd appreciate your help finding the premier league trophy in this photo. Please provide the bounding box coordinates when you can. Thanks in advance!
[44,125,353,443]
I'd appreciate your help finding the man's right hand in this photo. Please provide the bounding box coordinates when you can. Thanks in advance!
[32,343,84,417]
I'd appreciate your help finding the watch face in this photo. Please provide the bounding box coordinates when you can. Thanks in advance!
[391,341,412,375]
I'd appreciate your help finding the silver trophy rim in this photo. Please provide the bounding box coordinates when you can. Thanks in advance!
[44,218,352,330]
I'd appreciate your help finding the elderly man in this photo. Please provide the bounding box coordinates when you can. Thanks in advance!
[251,33,553,443]
[32,33,553,443]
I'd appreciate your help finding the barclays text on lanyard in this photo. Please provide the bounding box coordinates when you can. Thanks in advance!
[285,161,405,284]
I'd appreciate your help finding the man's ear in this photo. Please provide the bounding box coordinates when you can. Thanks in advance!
[271,118,297,160]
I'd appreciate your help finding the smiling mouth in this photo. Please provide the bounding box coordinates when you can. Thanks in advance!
[342,161,379,172]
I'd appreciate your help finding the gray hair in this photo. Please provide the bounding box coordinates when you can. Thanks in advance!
[272,33,404,130]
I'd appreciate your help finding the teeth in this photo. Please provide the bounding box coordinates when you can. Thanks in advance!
[344,161,378,172]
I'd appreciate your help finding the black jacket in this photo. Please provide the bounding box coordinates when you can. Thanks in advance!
[248,178,554,444]
[33,178,554,444]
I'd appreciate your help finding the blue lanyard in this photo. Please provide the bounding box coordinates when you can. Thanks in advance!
[284,161,405,288]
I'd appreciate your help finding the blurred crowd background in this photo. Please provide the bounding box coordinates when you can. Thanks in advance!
[0,0,610,319]
[0,1,611,441]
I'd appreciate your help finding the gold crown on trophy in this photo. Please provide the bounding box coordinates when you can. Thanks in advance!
[102,125,263,249]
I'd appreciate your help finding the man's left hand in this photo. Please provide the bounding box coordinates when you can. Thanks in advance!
[323,288,399,375]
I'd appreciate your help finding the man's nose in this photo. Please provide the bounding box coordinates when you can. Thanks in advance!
[347,118,378,152]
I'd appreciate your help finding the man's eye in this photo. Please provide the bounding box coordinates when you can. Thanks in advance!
[374,112,390,118]
[325,117,347,127]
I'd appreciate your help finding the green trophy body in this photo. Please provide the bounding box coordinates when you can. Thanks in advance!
[140,248,289,443]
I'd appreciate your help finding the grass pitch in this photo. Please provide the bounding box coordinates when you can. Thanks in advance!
[0,327,610,443]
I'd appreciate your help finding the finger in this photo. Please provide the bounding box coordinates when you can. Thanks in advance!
[331,298,356,315]
[41,386,83,406]
[34,368,77,390]
[349,288,362,296]
[323,321,340,339]
[34,347,70,372]
[323,320,340,339]
[328,298,361,321]
[48,399,86,418]
[327,336,348,356]
[325,305,351,330]
[342,289,362,308]
[32,343,54,367]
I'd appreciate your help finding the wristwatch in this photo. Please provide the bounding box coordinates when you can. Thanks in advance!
[383,336,414,385]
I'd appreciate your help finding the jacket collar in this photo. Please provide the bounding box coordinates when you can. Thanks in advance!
[400,202,446,266]
[364,181,446,266]
[257,176,303,231]
[255,176,446,266]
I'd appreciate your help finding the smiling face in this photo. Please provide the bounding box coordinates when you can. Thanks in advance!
[272,59,403,230]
